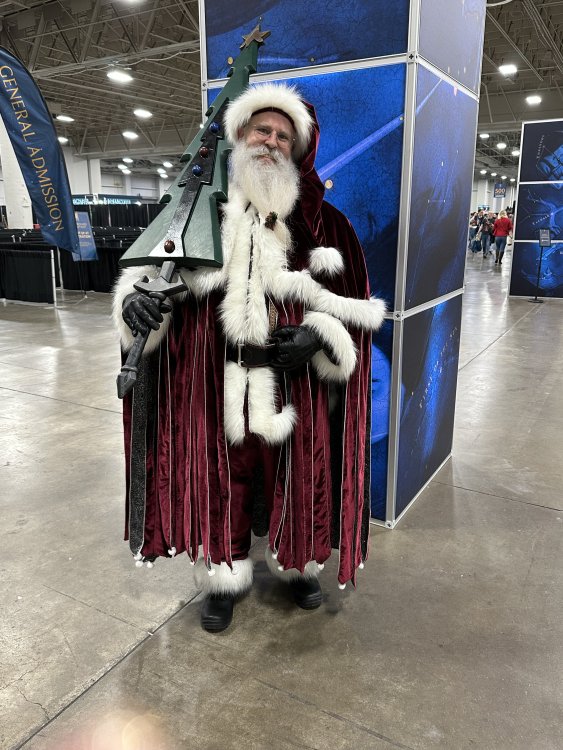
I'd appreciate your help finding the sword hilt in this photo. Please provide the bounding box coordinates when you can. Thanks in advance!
[116,261,187,399]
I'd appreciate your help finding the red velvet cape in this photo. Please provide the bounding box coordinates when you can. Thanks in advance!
[122,105,373,585]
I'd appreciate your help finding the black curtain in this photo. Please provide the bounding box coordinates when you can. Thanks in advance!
[0,248,54,303]
[58,246,124,293]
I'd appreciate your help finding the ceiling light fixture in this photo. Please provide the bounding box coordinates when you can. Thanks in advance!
[107,69,133,84]
[122,169,132,175]
[496,142,507,150]
[133,108,152,119]
[162,161,173,169]
[491,172,498,177]
[57,136,68,144]
[122,130,138,140]
[480,133,490,139]
[511,149,520,156]
[56,114,74,123]
[526,95,542,105]
[480,169,487,175]
[122,157,133,164]
[501,175,507,179]
[157,168,166,174]
[160,173,168,179]
[118,164,127,170]
[510,178,516,183]
[499,64,517,76]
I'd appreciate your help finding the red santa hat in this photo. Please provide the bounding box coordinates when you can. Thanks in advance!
[224,82,313,160]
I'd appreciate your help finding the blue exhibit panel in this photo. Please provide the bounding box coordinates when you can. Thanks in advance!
[208,64,406,308]
[418,0,486,94]
[204,0,410,80]
[514,184,563,242]
[370,320,394,521]
[510,242,563,298]
[405,66,478,309]
[395,295,462,516]
[519,120,563,183]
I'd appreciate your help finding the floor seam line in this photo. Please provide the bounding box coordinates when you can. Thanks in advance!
[40,584,148,632]
[0,386,121,414]
[432,479,561,511]
[13,592,201,750]
[458,305,537,372]
[253,677,415,750]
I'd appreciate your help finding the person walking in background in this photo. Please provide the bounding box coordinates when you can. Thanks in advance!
[468,212,479,250]
[493,210,513,265]
[480,212,495,257]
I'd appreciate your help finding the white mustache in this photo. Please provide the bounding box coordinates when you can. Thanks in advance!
[250,145,281,163]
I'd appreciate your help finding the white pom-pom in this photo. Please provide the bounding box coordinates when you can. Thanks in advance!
[317,563,324,571]
[168,547,177,557]
[277,565,284,572]
[359,562,365,570]
[134,552,143,561]
[208,568,216,577]
[231,566,239,576]
[135,560,143,568]
[338,583,346,590]
[272,551,278,560]
[146,561,154,569]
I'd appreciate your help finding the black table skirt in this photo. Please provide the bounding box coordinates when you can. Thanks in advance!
[0,244,126,301]
[0,249,54,303]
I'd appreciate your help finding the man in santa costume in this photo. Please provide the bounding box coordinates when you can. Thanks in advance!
[113,82,385,632]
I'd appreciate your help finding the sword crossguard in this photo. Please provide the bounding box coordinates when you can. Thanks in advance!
[133,259,187,298]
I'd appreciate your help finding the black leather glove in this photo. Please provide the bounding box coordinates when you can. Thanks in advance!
[270,325,322,371]
[122,290,171,336]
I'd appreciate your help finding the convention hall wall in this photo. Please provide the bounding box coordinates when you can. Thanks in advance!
[201,0,486,526]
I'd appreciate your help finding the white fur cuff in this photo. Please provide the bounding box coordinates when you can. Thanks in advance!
[194,558,254,597]
[314,293,387,331]
[265,546,321,581]
[308,247,344,277]
[303,311,357,382]
[112,265,173,354]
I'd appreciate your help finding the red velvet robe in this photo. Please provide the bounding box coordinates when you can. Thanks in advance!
[122,107,373,586]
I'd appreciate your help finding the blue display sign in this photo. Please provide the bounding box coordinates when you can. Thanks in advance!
[494,183,507,198]
[73,211,98,261]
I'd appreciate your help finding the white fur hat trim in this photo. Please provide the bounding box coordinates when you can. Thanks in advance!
[224,82,313,159]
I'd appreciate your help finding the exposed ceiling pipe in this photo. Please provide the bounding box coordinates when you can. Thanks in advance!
[486,1,515,6]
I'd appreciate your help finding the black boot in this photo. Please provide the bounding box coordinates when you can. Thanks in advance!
[290,577,323,610]
[201,595,234,632]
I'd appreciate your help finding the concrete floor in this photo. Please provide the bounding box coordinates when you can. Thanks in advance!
[1,251,562,750]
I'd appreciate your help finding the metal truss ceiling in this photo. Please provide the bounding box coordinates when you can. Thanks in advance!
[477,0,563,176]
[0,0,201,176]
[0,0,561,179]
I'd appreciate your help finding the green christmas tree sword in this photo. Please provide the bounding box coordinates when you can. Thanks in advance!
[116,25,271,399]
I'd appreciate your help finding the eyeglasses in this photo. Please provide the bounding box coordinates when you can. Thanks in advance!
[249,124,295,147]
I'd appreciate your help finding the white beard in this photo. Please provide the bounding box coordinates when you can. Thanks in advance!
[229,141,300,220]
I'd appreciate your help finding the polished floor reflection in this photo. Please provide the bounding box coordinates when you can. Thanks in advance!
[1,249,561,750]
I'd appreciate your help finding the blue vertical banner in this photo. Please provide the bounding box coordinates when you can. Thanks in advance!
[0,47,80,254]
[73,211,98,261]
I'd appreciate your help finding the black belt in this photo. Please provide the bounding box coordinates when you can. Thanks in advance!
[226,342,277,368]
